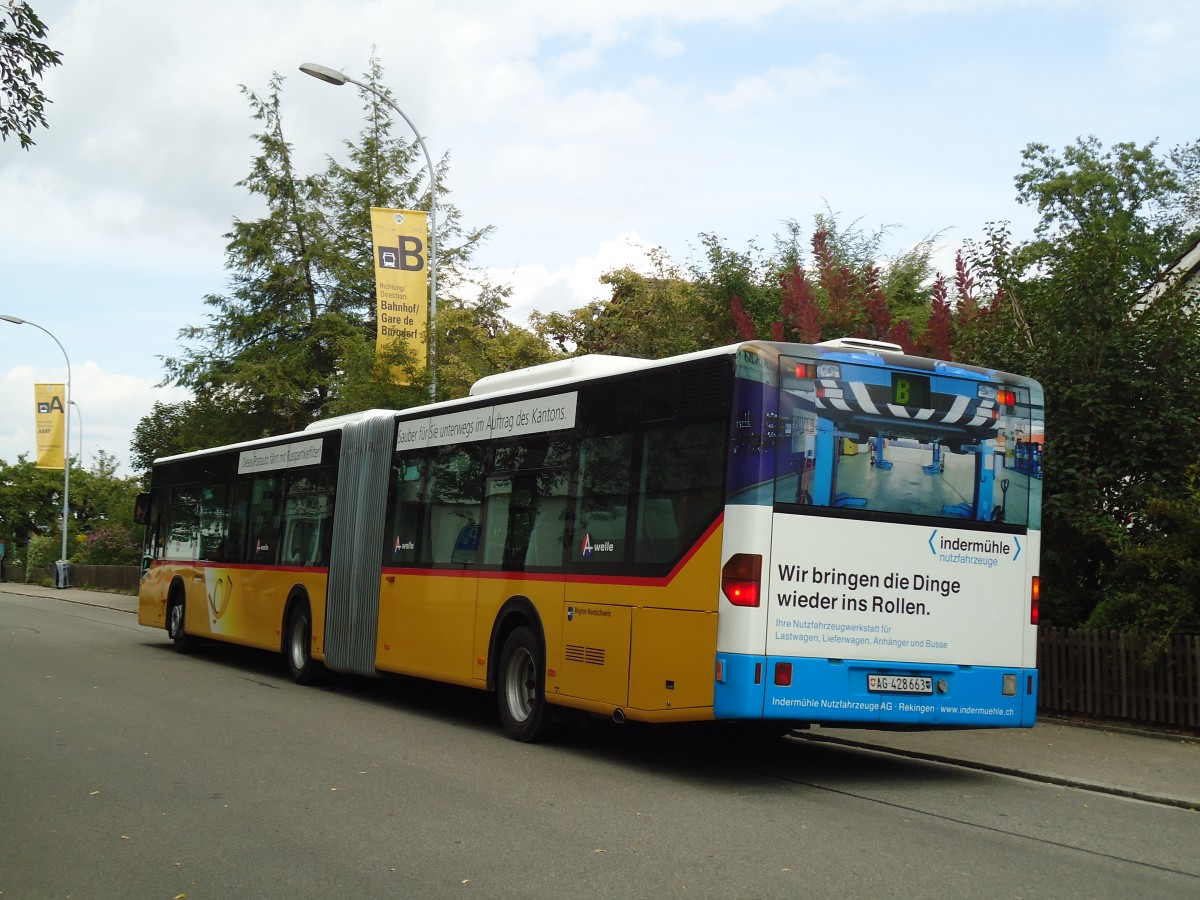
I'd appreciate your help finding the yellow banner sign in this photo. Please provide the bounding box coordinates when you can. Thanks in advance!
[35,382,65,469]
[370,208,429,383]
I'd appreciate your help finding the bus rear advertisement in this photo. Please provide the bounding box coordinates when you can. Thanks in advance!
[136,339,1043,741]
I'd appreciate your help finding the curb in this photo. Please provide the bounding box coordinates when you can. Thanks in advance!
[1037,713,1200,745]
[793,732,1199,811]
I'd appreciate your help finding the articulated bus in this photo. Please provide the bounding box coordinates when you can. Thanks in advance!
[136,339,1044,741]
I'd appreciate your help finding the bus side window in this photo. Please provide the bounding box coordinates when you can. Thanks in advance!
[427,445,484,566]
[483,468,568,571]
[571,433,632,565]
[224,479,252,564]
[144,489,166,560]
[635,420,726,565]
[281,469,334,567]
[385,455,425,566]
[523,471,569,568]
[248,476,282,565]
[198,483,230,562]
[165,486,199,561]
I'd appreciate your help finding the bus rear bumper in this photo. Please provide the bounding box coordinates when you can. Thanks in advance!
[715,654,1038,728]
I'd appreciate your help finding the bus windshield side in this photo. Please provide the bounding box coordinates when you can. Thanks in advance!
[775,354,1043,529]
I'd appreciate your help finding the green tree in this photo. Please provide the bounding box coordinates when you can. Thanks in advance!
[130,397,261,475]
[1089,463,1200,644]
[69,451,140,527]
[434,281,559,398]
[0,1,62,149]
[693,215,946,353]
[154,60,512,453]
[70,453,142,567]
[0,454,63,564]
[164,74,347,435]
[539,213,959,363]
[24,533,56,580]
[0,451,140,568]
[532,248,723,359]
[962,137,1200,630]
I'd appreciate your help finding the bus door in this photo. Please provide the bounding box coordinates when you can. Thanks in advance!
[478,440,572,685]
[162,484,202,632]
[559,428,633,708]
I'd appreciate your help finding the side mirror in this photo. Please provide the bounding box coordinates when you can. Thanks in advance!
[133,492,153,525]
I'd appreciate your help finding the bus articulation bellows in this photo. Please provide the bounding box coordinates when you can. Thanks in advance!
[136,339,1043,741]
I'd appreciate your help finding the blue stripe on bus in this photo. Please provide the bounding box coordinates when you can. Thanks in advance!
[715,654,1037,727]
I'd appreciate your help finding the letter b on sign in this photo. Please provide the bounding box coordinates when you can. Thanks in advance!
[399,236,426,272]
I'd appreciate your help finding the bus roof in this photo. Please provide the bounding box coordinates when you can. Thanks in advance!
[151,340,1036,467]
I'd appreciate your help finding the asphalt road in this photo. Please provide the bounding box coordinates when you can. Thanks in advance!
[3,590,1198,899]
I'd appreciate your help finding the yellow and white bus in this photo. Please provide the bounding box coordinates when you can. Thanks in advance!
[137,339,1044,741]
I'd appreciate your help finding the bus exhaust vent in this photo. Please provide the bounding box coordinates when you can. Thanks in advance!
[815,337,903,353]
[470,355,643,396]
[565,644,606,665]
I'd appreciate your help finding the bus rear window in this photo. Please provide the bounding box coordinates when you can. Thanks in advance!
[776,355,1043,528]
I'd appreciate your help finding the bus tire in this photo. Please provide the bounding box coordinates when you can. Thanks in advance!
[497,625,557,743]
[167,595,197,654]
[285,602,322,686]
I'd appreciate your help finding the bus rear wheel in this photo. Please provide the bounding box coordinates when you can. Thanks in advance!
[285,602,322,686]
[497,625,557,743]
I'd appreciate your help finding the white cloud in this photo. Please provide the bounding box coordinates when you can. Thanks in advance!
[1110,2,1200,88]
[490,231,661,324]
[707,54,861,111]
[649,28,686,59]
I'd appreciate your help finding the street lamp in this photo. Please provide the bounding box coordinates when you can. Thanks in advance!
[70,399,82,464]
[0,314,71,587]
[299,61,439,400]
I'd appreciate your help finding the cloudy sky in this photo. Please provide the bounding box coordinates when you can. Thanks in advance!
[1,0,1196,474]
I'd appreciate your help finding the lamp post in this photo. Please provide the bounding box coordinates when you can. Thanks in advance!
[70,399,82,464]
[0,314,71,586]
[299,62,439,400]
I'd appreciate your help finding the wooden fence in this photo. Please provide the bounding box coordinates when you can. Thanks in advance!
[1,563,140,593]
[1038,626,1200,731]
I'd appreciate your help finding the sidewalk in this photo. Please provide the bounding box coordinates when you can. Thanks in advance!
[801,721,1200,810]
[1,580,140,614]
[4,581,1197,808]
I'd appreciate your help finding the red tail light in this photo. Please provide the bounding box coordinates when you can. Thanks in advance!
[1030,576,1040,625]
[774,662,792,686]
[722,553,763,607]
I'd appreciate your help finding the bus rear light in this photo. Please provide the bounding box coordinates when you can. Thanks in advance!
[722,553,763,607]
[795,363,816,379]
[774,662,793,686]
[1030,576,1040,625]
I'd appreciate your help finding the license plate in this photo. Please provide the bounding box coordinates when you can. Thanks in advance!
[868,674,933,694]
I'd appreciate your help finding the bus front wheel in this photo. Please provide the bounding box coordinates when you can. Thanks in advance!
[167,596,197,654]
[285,603,322,686]
[497,625,556,743]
